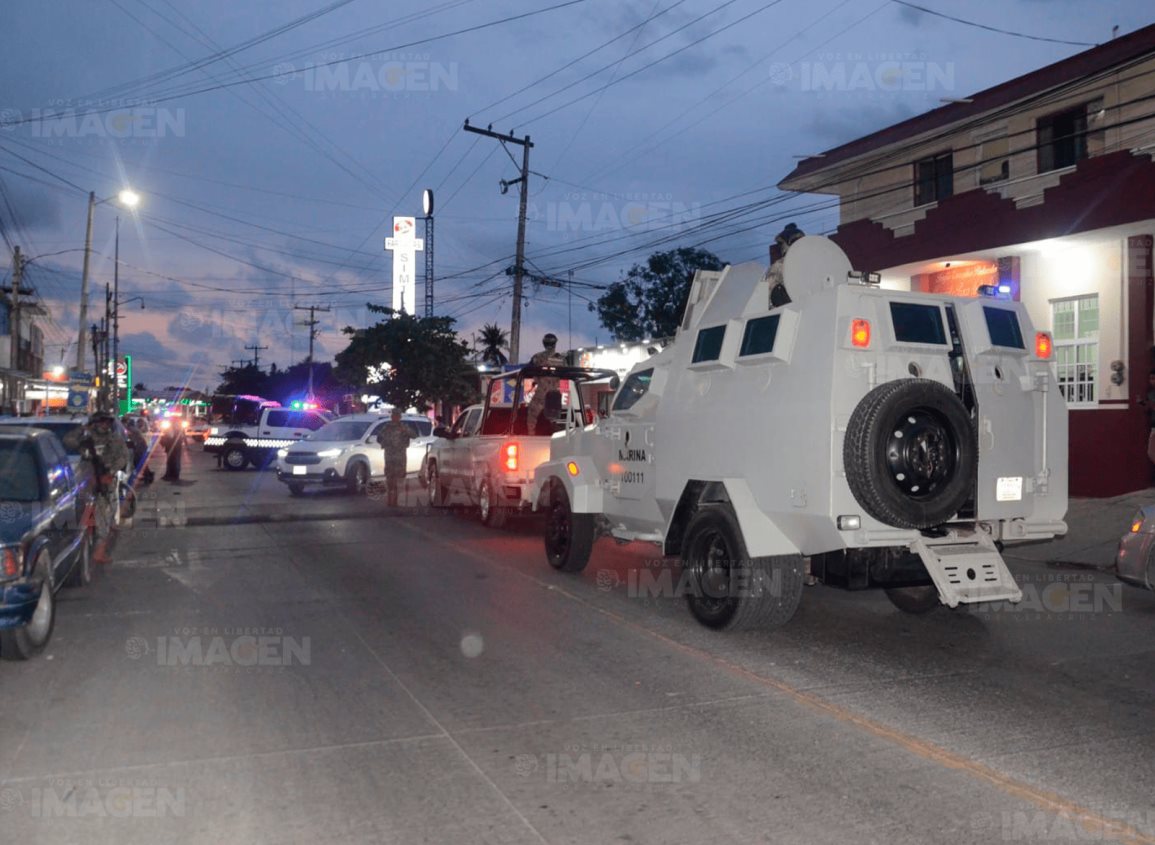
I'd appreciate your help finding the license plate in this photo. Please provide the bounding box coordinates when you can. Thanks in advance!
[996,476,1023,502]
[292,465,307,476]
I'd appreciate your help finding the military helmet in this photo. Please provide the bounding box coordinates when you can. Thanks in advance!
[542,332,558,349]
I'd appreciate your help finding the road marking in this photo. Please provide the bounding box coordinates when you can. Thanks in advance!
[410,521,1155,845]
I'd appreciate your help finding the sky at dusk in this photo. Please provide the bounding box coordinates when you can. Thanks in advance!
[2,0,1152,390]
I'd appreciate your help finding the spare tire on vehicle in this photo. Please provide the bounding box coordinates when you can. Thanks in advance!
[843,378,975,530]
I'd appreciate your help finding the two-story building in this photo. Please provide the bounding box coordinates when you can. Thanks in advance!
[0,300,47,414]
[779,24,1155,497]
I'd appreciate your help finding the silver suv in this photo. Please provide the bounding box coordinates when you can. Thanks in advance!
[275,413,433,496]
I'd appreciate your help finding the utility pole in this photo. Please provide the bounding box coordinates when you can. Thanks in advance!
[294,304,330,398]
[77,191,95,372]
[463,120,534,362]
[245,343,268,369]
[3,247,27,412]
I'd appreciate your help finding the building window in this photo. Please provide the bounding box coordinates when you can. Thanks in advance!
[914,151,953,206]
[1037,104,1088,174]
[1051,295,1099,406]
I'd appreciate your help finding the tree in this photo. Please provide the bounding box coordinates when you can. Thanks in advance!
[334,305,479,411]
[478,323,508,367]
[133,382,147,393]
[591,247,725,342]
[215,363,267,397]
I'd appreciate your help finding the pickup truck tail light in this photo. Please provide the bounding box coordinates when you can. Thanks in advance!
[503,442,519,472]
[1,547,20,579]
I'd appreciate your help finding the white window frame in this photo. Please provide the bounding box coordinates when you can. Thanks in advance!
[1050,294,1099,408]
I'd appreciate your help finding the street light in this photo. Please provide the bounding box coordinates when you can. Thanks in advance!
[77,187,141,374]
[423,188,434,318]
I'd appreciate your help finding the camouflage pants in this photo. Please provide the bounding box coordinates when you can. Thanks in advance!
[384,459,406,502]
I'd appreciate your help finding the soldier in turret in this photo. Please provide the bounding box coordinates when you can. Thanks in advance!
[527,333,566,435]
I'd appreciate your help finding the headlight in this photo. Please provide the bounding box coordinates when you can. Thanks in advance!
[317,448,342,458]
[210,427,219,435]
[277,449,288,459]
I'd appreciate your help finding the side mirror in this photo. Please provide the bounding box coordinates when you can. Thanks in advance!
[433,426,451,438]
[609,375,621,390]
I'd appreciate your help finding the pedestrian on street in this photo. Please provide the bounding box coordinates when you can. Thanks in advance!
[160,420,185,482]
[526,332,566,435]
[376,408,412,507]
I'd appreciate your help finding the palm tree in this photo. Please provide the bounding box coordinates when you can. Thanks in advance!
[478,323,509,367]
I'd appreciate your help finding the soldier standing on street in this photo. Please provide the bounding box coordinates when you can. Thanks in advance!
[526,332,566,435]
[376,408,412,507]
[65,412,131,565]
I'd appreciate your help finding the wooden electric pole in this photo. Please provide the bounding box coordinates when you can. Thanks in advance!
[245,343,268,369]
[463,119,534,363]
[294,304,330,398]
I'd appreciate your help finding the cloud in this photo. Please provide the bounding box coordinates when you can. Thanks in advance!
[118,330,176,363]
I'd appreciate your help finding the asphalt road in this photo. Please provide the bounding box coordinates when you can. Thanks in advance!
[2,447,1154,844]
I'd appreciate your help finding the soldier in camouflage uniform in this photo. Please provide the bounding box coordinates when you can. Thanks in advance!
[766,222,804,308]
[64,411,131,564]
[526,333,566,435]
[376,408,412,507]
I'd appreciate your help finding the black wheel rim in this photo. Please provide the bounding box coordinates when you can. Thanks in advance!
[884,407,956,500]
[688,529,734,615]
[225,449,245,468]
[429,467,438,504]
[354,465,367,492]
[546,494,571,560]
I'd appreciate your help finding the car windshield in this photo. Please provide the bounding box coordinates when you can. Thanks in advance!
[310,420,372,442]
[0,420,84,455]
[0,440,42,502]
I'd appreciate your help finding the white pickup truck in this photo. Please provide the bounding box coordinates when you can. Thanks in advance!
[531,236,1069,630]
[425,365,618,527]
[204,406,332,470]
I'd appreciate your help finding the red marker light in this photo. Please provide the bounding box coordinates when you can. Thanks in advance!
[503,442,519,472]
[1,547,19,578]
[851,318,871,348]
[1035,332,1052,359]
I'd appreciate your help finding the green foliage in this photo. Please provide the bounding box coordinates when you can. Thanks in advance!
[478,322,508,367]
[333,305,479,412]
[591,247,725,341]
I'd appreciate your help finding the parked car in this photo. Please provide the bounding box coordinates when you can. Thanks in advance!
[1115,505,1155,590]
[275,413,433,495]
[0,428,93,660]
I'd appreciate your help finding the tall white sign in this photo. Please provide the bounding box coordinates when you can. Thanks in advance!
[385,216,424,315]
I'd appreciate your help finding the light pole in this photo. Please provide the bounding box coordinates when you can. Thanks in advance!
[423,189,434,318]
[77,188,139,374]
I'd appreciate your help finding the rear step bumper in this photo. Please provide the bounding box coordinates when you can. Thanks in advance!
[910,532,1023,608]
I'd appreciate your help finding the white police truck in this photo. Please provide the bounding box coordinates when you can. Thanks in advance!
[531,236,1068,630]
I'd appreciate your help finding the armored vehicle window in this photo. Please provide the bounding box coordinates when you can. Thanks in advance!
[890,302,947,345]
[612,369,654,412]
[739,315,781,357]
[983,306,1025,349]
[692,326,726,363]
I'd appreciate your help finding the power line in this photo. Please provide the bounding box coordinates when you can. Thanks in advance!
[890,0,1097,47]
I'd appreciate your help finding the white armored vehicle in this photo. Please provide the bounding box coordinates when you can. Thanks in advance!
[531,236,1068,630]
